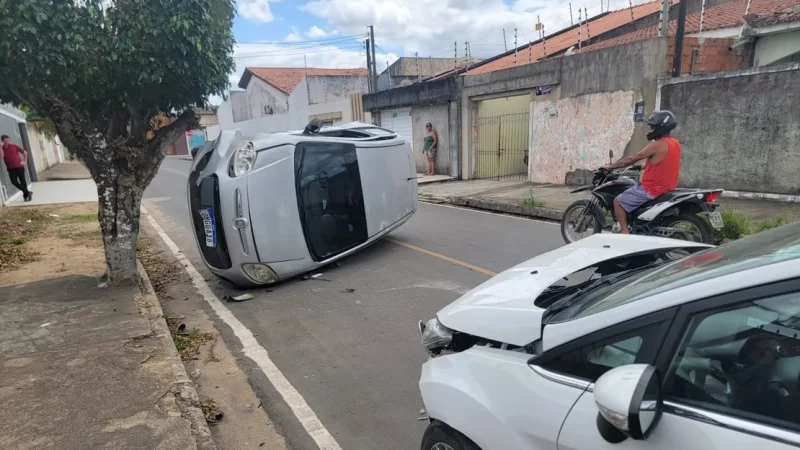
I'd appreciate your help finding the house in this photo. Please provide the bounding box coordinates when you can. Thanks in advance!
[581,0,800,71]
[377,57,480,91]
[367,0,800,189]
[217,67,371,135]
[364,0,680,178]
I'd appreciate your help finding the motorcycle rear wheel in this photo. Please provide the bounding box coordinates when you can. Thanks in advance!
[561,200,603,243]
[661,212,714,244]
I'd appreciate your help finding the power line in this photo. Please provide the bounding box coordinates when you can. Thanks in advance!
[235,34,367,46]
[234,44,366,59]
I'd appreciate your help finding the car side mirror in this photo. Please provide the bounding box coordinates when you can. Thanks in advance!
[594,364,662,442]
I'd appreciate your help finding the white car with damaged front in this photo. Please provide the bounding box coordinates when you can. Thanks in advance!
[418,226,800,450]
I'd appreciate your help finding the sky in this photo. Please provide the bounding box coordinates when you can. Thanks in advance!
[228,0,653,94]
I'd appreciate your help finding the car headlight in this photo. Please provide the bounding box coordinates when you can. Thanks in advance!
[242,263,279,284]
[231,142,256,177]
[419,317,453,350]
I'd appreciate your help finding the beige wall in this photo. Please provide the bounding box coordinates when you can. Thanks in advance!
[529,90,638,184]
[411,104,450,174]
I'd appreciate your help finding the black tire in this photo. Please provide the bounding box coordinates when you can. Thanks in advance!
[421,421,481,450]
[661,212,714,244]
[561,199,603,244]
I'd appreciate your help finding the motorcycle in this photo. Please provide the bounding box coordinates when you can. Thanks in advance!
[560,157,724,245]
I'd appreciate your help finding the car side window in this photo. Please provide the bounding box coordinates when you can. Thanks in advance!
[540,324,663,382]
[663,292,800,432]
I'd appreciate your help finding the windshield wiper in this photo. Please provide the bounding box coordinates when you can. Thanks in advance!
[543,262,662,321]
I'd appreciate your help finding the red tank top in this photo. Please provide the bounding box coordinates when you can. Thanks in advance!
[641,137,680,197]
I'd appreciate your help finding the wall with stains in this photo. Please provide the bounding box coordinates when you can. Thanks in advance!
[529,90,637,184]
[246,77,288,119]
[305,76,369,105]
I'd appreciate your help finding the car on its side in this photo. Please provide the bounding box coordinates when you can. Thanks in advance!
[189,122,417,287]
[418,224,800,450]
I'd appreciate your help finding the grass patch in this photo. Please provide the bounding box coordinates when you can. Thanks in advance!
[62,214,96,223]
[0,209,52,272]
[714,208,752,241]
[521,191,546,208]
[752,214,794,233]
[165,317,215,360]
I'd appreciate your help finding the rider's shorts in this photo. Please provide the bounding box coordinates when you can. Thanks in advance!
[617,183,654,213]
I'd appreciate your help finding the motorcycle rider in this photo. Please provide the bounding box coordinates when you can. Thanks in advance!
[601,111,681,234]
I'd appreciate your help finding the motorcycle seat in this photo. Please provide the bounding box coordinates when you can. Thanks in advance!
[633,188,698,214]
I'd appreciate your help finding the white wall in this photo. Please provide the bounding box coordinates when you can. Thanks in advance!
[305,75,369,105]
[754,30,800,66]
[246,77,289,120]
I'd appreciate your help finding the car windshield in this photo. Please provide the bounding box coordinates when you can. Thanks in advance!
[570,221,800,319]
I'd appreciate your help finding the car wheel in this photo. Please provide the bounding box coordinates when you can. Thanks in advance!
[421,421,481,450]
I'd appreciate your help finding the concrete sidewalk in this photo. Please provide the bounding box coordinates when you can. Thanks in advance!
[0,203,214,450]
[37,160,92,181]
[9,161,97,207]
[419,180,800,223]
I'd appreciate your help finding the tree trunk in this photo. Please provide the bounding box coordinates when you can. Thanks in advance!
[87,139,160,283]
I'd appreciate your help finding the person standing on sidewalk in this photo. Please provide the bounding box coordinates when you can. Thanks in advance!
[422,123,438,176]
[1,134,32,202]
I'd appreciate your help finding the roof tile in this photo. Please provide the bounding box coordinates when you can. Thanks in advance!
[243,67,369,94]
[582,0,800,52]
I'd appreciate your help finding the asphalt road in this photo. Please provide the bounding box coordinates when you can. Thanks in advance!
[143,157,565,450]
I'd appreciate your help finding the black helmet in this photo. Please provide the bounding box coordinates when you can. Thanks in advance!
[645,110,677,141]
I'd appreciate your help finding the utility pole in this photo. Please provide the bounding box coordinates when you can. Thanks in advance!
[454,41,458,69]
[368,25,378,93]
[671,0,688,76]
[365,39,373,93]
[465,41,469,73]
[628,0,636,29]
[578,8,583,51]
[503,29,508,52]
[542,24,548,57]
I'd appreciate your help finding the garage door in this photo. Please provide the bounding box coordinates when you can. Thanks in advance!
[380,108,413,151]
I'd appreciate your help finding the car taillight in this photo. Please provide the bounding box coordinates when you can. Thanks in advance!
[705,192,720,203]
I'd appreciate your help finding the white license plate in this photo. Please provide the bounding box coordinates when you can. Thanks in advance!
[198,208,217,248]
[708,211,724,230]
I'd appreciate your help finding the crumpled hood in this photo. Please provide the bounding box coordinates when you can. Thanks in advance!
[436,234,710,347]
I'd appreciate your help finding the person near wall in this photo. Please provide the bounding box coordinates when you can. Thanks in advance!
[423,123,438,176]
[1,134,32,202]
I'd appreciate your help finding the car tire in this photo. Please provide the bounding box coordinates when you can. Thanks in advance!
[421,421,481,450]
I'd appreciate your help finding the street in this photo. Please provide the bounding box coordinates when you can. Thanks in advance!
[143,157,565,450]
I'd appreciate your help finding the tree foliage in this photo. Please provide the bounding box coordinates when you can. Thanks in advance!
[0,0,234,149]
[0,0,235,281]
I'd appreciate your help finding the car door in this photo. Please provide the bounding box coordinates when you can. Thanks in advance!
[557,280,800,450]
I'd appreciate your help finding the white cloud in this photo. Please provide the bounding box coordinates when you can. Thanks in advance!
[238,0,275,23]
[284,26,304,42]
[299,0,653,58]
[306,25,335,38]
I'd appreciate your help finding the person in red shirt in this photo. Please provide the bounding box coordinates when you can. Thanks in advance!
[601,111,680,234]
[1,134,32,202]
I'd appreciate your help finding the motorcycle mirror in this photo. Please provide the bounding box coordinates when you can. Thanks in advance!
[609,150,614,164]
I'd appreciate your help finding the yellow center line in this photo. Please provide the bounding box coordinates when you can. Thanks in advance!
[386,238,498,277]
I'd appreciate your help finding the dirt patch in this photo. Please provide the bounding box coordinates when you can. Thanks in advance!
[0,203,105,287]
[165,317,216,360]
[139,219,287,450]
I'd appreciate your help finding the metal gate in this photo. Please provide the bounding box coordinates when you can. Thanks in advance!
[473,110,530,181]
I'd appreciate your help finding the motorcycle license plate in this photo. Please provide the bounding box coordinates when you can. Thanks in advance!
[199,208,217,248]
[708,211,724,230]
